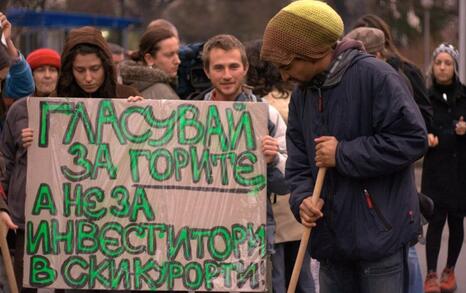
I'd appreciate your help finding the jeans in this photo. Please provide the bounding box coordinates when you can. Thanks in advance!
[407,246,423,293]
[319,247,408,293]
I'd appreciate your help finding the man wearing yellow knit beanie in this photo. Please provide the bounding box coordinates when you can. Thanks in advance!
[262,1,428,293]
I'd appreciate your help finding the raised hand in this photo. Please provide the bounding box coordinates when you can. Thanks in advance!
[0,12,12,42]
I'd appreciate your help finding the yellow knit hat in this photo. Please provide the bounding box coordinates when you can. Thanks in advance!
[261,0,344,65]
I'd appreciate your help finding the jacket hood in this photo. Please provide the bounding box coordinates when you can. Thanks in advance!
[120,59,175,92]
[323,39,366,88]
[62,26,112,62]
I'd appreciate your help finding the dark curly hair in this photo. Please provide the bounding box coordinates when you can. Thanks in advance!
[57,44,116,98]
[245,39,291,98]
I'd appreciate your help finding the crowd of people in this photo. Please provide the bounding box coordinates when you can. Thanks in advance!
[0,1,464,293]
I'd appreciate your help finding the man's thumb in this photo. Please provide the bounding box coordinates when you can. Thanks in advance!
[6,218,18,230]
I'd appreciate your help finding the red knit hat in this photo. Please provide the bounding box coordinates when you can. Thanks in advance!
[26,48,61,70]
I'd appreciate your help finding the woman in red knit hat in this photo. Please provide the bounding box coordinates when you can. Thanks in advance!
[26,48,61,97]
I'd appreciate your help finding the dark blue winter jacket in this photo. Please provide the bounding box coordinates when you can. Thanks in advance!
[4,52,35,99]
[287,42,428,262]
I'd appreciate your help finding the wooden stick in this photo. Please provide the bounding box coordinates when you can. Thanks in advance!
[0,221,18,293]
[287,167,327,293]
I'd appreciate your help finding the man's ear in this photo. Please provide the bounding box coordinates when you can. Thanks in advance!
[144,53,154,66]
[203,67,211,80]
[375,51,385,61]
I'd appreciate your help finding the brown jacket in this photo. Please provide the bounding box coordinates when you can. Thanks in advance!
[0,98,28,227]
[116,84,140,98]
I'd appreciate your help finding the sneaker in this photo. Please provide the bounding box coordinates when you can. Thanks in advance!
[424,272,440,293]
[440,267,457,293]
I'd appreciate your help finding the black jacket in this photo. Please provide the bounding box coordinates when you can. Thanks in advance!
[287,43,428,262]
[421,79,466,214]
[388,57,433,131]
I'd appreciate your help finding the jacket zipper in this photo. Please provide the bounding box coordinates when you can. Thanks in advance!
[318,88,323,112]
[363,189,392,231]
[315,86,332,226]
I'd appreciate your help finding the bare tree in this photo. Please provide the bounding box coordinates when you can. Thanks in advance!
[65,0,119,15]
[163,0,289,43]
[0,0,8,11]
[124,0,176,25]
[8,0,47,10]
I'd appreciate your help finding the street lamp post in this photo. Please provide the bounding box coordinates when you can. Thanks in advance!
[460,0,466,83]
[422,0,434,73]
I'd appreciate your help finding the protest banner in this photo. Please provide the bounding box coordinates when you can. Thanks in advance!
[25,97,268,291]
